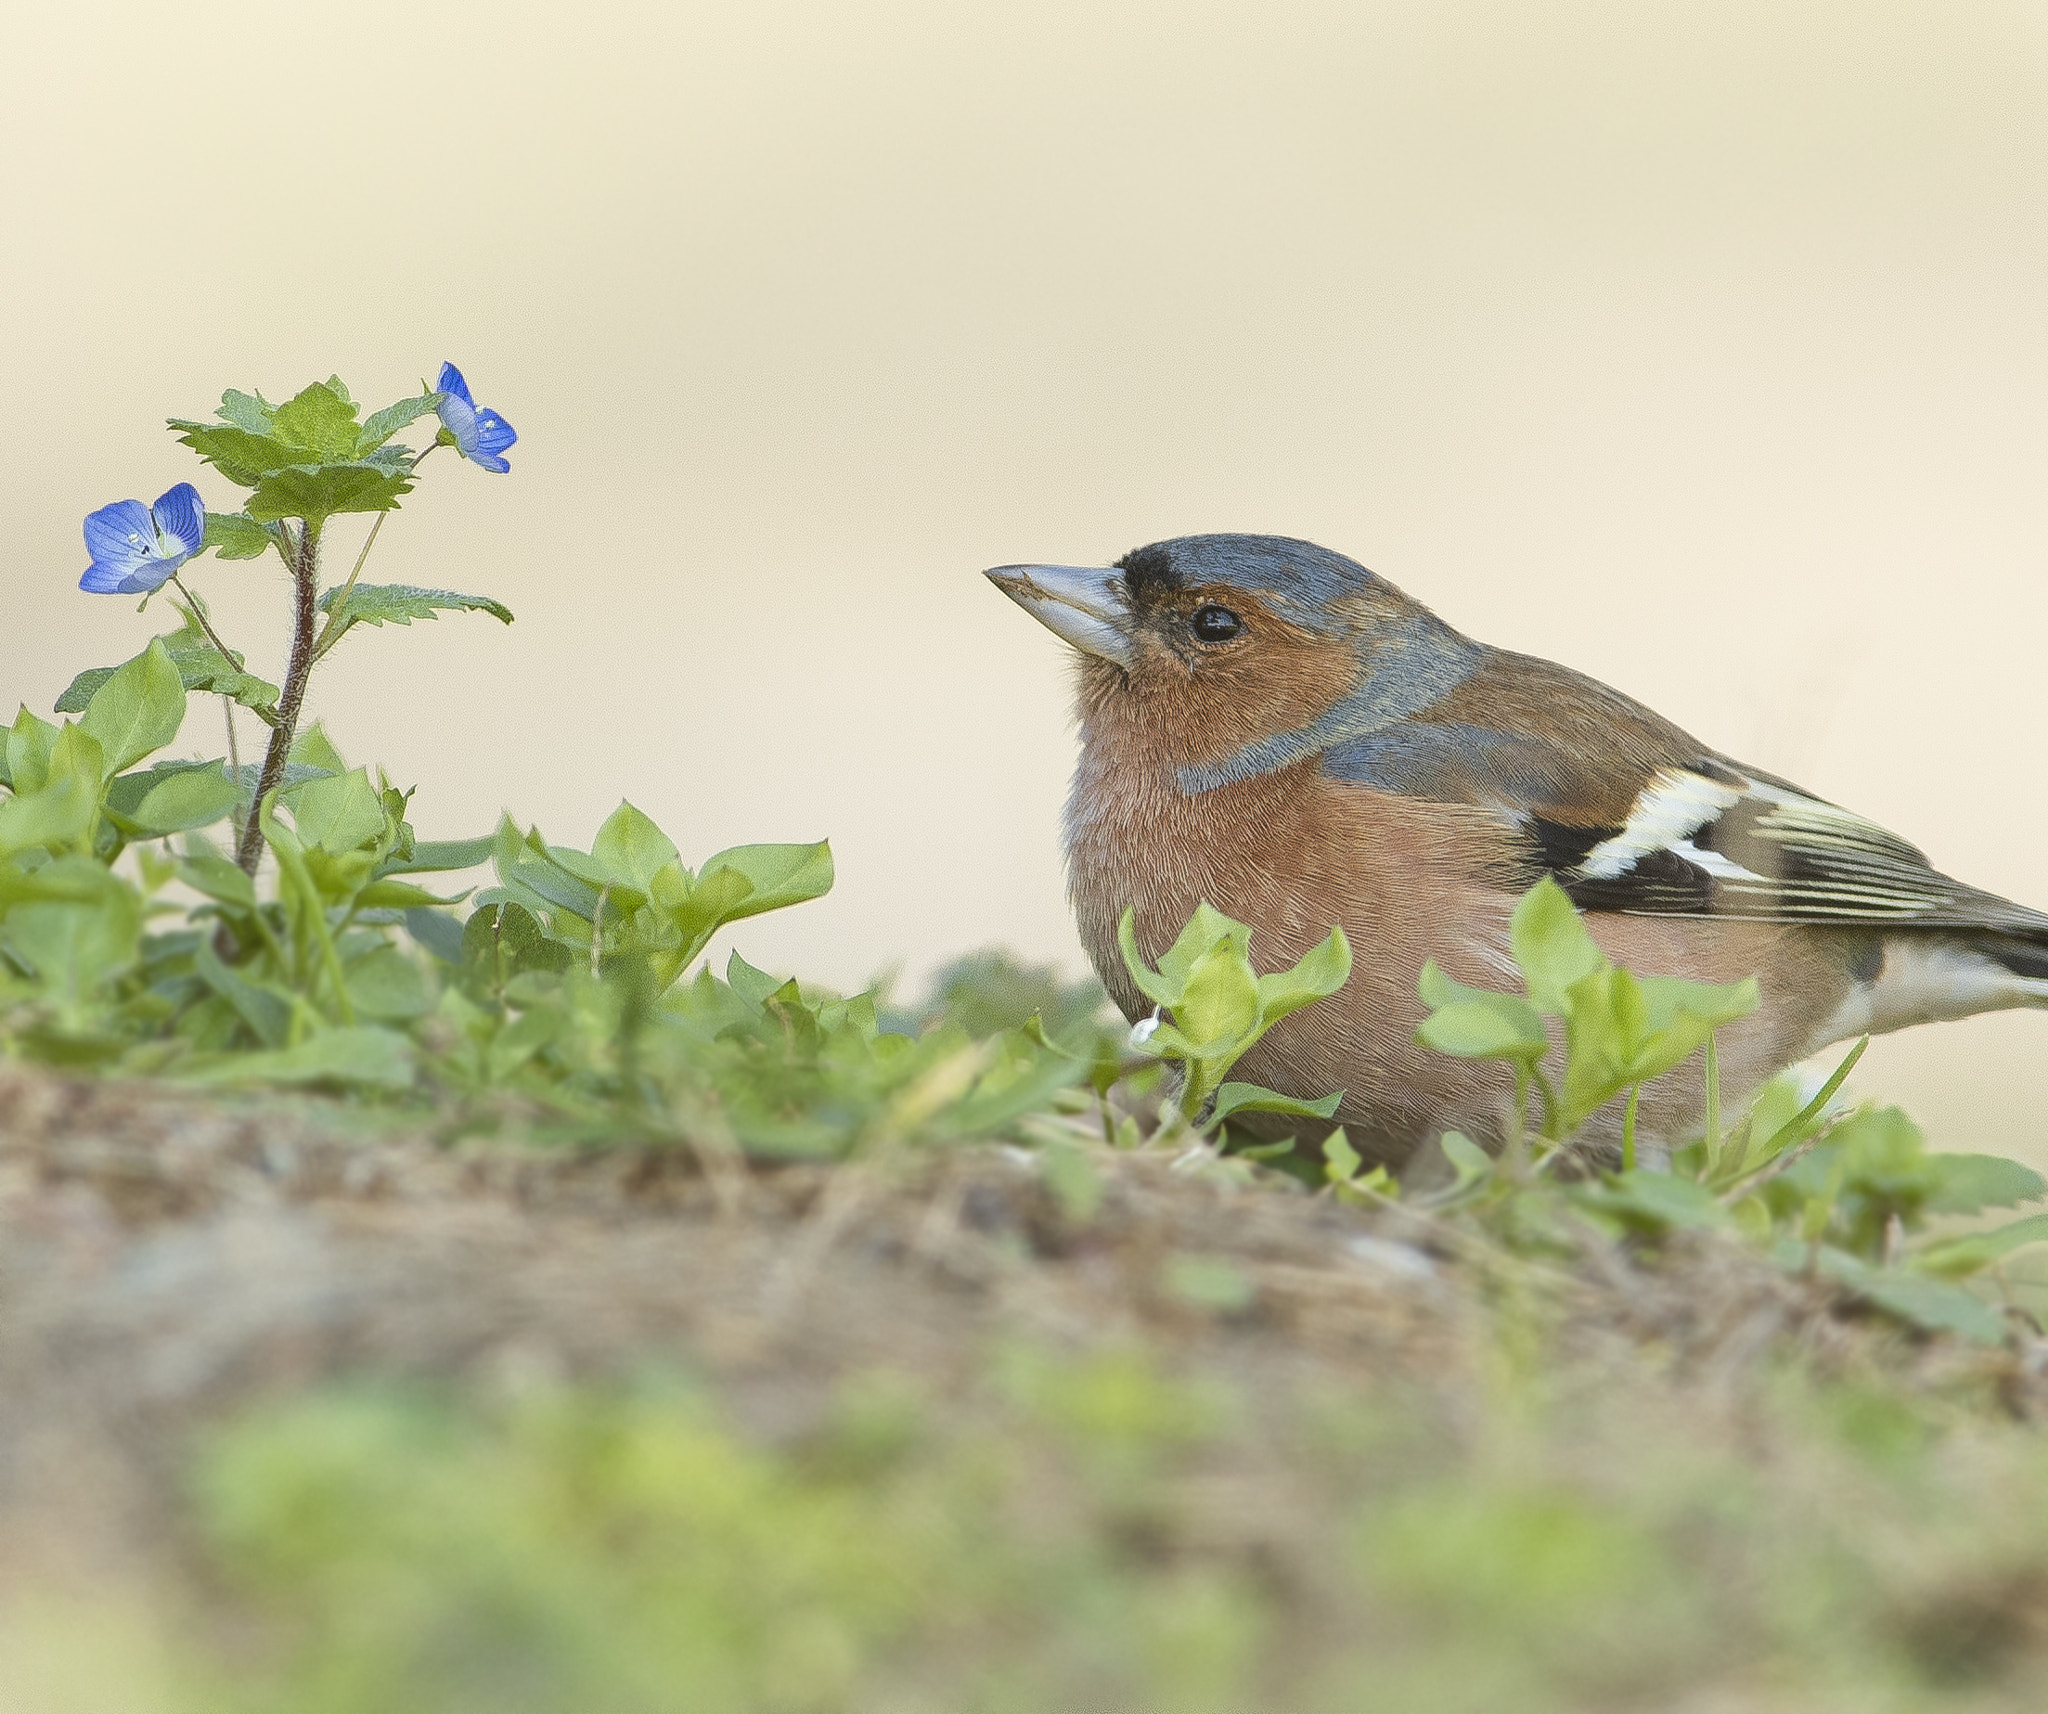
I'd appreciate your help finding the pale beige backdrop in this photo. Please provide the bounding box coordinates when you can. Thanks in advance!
[3,2,2045,1153]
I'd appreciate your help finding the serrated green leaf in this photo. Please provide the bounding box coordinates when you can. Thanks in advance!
[357,391,439,454]
[78,639,186,775]
[247,463,415,523]
[1789,1244,2010,1344]
[314,583,515,646]
[1211,1081,1344,1124]
[202,510,279,561]
[270,382,363,462]
[168,420,303,487]
[215,390,274,435]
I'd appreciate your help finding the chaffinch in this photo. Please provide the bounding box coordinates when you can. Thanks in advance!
[987,533,2048,1165]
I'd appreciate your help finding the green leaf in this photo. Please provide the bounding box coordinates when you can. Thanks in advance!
[1211,1082,1344,1124]
[1924,1153,2048,1216]
[1575,1169,1733,1234]
[215,390,274,435]
[1323,1130,1363,1183]
[697,840,834,921]
[357,391,439,454]
[192,940,292,1048]
[247,463,414,523]
[1117,908,1182,1008]
[175,841,257,909]
[288,769,388,854]
[180,1025,416,1092]
[168,420,303,486]
[1416,993,1548,1061]
[380,836,496,876]
[461,902,572,985]
[315,583,515,634]
[1254,924,1352,1022]
[2,889,142,1002]
[345,945,431,1021]
[1438,1131,1494,1190]
[591,802,681,892]
[404,908,467,965]
[78,639,186,775]
[5,707,58,794]
[1912,1212,2048,1280]
[202,511,280,560]
[354,877,469,911]
[725,950,787,1009]
[1790,1245,2010,1345]
[270,381,362,462]
[1511,877,1608,1014]
[1168,936,1262,1053]
[0,772,97,858]
[116,762,241,836]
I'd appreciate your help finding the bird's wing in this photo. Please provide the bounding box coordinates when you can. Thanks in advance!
[1320,651,2048,939]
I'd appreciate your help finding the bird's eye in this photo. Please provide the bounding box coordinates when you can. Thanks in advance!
[1190,604,1243,643]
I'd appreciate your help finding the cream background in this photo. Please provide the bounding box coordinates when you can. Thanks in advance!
[3,2,2045,1152]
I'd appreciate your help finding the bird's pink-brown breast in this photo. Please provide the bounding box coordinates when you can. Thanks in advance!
[1061,644,1851,1160]
[1063,644,1533,1154]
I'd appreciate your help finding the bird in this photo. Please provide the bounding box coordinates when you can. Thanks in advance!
[986,533,2048,1166]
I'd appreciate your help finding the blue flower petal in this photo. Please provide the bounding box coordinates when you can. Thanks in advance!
[83,498,156,577]
[469,409,516,472]
[435,388,479,456]
[151,482,205,556]
[435,361,475,409]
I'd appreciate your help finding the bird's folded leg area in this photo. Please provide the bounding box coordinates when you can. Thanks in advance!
[984,563,1132,667]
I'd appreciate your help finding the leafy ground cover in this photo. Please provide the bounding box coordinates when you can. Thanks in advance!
[9,364,2048,1710]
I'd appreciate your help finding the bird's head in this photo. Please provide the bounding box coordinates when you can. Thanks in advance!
[986,534,1477,791]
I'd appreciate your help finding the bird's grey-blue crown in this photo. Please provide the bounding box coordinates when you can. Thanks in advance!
[1115,534,1388,629]
[1127,534,1485,797]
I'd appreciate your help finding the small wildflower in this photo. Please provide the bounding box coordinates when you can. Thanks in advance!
[79,483,205,595]
[1130,1007,1163,1048]
[433,361,517,472]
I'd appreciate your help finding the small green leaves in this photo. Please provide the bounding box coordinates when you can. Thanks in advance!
[78,638,186,775]
[1415,961,1548,1063]
[1510,878,1606,1013]
[202,511,281,560]
[248,464,414,524]
[313,584,515,656]
[1118,903,1349,1121]
[1414,879,1758,1146]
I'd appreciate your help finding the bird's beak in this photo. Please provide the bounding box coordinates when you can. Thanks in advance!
[983,563,1132,668]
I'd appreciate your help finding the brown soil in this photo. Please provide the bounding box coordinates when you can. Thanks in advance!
[0,1062,2038,1597]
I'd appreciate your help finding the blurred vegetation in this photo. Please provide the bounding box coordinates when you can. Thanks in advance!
[14,1346,2048,1713]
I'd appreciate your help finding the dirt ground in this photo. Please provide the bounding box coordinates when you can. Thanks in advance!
[5,1056,2040,1612]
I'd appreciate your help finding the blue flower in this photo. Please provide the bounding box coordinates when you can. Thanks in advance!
[79,483,206,595]
[434,361,517,472]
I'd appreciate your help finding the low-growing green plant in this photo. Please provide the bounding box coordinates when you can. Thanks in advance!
[0,361,1085,1152]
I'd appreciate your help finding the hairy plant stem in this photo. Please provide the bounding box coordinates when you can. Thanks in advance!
[233,518,323,876]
